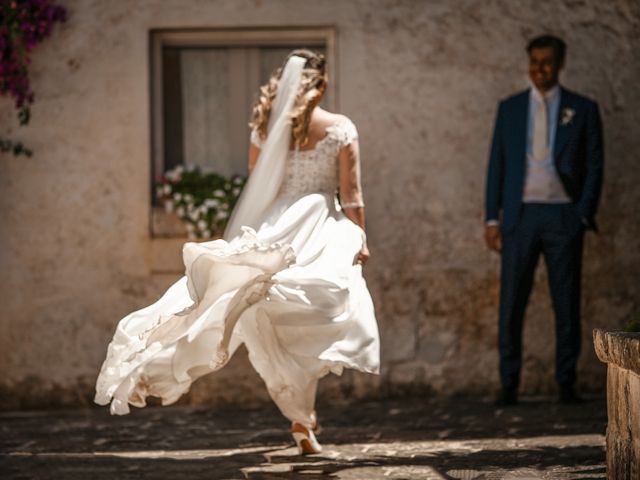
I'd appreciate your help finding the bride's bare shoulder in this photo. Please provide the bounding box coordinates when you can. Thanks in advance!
[313,108,352,128]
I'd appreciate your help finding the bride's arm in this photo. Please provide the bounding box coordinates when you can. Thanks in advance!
[338,139,369,264]
[248,143,261,175]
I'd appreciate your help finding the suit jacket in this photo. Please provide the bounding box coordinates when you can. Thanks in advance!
[485,86,604,233]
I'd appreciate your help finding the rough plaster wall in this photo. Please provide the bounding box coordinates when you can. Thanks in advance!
[1,0,638,410]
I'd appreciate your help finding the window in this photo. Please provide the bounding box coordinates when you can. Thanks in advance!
[149,27,336,237]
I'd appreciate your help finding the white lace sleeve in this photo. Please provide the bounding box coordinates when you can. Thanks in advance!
[337,118,364,209]
[326,117,358,150]
[250,128,264,148]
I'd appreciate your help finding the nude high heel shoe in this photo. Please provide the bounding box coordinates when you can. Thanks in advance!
[291,422,322,455]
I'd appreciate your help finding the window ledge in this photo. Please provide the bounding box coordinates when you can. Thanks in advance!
[150,207,224,274]
[152,206,189,238]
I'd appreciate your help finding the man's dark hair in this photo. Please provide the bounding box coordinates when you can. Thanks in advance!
[527,35,566,63]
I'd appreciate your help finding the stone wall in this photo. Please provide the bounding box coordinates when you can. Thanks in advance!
[1,0,639,410]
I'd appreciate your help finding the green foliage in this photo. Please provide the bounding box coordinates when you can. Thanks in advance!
[156,164,246,239]
[0,137,32,157]
[623,311,640,333]
[1,1,68,157]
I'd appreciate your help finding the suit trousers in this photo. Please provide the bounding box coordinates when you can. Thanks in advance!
[499,203,584,389]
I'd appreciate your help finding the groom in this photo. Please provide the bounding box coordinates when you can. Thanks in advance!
[484,35,604,405]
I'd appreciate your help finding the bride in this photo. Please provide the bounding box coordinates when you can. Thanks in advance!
[94,49,380,455]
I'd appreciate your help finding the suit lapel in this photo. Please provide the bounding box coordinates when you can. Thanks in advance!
[554,87,572,158]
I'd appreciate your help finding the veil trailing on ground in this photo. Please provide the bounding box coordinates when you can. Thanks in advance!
[223,55,306,241]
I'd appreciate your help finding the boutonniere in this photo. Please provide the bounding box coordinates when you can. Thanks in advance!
[561,108,575,126]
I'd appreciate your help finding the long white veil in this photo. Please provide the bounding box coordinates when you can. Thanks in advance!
[223,55,306,241]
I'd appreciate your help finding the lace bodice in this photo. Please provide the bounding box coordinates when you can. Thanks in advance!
[251,118,359,198]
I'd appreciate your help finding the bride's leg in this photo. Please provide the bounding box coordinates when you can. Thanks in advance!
[269,378,322,454]
[267,377,318,429]
[240,308,322,453]
[264,367,323,454]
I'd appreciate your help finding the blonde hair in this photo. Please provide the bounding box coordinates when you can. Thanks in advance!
[249,49,327,148]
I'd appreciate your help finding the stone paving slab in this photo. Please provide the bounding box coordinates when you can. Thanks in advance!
[0,397,606,479]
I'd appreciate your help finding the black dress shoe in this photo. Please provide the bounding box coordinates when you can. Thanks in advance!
[494,388,518,407]
[559,385,583,404]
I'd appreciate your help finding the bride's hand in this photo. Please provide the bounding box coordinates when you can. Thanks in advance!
[356,244,370,265]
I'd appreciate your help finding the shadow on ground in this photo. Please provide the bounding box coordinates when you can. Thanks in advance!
[0,396,606,479]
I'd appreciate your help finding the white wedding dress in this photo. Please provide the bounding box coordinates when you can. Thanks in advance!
[94,116,380,427]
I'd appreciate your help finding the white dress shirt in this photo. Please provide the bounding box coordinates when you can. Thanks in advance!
[522,84,570,203]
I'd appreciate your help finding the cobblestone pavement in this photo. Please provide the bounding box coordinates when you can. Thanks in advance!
[0,396,606,479]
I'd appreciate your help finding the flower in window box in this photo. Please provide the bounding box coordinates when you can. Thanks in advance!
[156,164,246,237]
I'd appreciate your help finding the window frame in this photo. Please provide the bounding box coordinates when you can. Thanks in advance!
[148,27,337,238]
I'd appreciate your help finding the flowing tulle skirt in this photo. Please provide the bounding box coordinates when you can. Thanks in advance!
[94,192,379,423]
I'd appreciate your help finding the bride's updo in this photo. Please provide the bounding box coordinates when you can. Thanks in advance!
[249,49,327,148]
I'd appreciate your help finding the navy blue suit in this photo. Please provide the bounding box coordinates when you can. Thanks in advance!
[485,87,603,389]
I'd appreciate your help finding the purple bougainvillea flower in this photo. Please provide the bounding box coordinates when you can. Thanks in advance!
[0,0,67,124]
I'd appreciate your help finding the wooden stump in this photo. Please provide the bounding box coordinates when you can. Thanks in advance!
[593,329,640,479]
